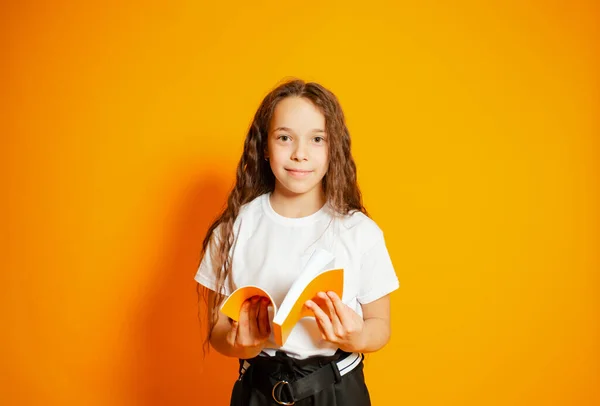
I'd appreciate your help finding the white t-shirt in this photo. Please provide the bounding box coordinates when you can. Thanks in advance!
[195,193,400,359]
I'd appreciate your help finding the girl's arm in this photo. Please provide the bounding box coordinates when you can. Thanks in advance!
[208,290,272,359]
[305,292,392,353]
[356,295,391,352]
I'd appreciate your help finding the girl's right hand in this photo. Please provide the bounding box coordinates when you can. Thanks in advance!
[226,296,271,355]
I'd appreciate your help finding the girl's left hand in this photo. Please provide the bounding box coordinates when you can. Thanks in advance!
[305,291,365,353]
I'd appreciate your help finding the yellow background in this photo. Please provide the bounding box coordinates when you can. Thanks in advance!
[2,1,598,405]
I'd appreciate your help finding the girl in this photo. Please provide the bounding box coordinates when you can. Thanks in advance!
[195,79,399,405]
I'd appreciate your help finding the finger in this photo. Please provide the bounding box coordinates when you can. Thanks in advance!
[306,300,326,339]
[327,291,352,327]
[255,298,264,337]
[264,298,272,334]
[306,300,336,342]
[323,293,344,337]
[313,312,327,340]
[237,300,252,342]
[257,298,270,338]
[227,320,239,346]
[248,296,261,339]
[316,291,332,317]
[265,300,272,334]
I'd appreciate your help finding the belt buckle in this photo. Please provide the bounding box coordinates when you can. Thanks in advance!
[272,380,295,405]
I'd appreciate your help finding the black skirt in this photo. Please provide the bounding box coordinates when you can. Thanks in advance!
[230,350,371,406]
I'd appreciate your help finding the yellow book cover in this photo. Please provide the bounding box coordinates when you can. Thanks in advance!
[220,250,343,346]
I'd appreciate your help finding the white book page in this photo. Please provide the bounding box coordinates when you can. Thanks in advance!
[273,249,335,325]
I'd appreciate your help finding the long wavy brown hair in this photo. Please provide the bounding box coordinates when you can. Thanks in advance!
[197,79,367,352]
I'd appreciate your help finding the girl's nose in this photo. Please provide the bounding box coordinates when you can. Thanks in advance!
[291,141,308,161]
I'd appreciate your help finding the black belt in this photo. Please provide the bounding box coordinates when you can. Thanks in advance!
[239,351,363,405]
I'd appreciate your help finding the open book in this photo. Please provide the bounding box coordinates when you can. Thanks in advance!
[220,249,343,346]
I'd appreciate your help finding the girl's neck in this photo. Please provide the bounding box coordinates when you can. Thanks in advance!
[269,186,326,218]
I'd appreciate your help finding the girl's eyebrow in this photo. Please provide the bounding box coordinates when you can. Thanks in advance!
[272,126,325,133]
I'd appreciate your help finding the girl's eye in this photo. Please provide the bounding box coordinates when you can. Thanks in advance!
[278,135,290,141]
[314,136,325,143]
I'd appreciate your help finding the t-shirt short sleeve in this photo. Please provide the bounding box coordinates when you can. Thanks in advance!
[357,234,400,304]
[194,226,232,296]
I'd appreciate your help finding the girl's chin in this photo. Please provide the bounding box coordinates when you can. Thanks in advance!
[273,181,323,197]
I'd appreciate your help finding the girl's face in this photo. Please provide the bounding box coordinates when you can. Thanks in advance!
[266,96,329,199]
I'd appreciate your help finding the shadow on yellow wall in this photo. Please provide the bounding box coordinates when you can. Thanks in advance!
[130,172,236,405]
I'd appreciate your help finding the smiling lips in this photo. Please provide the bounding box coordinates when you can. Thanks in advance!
[285,168,313,178]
